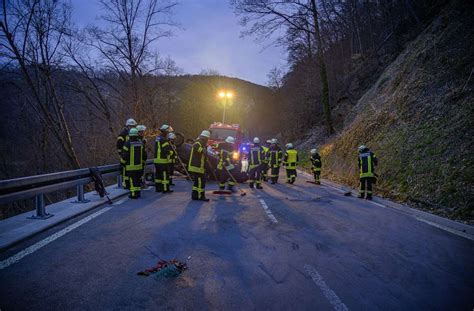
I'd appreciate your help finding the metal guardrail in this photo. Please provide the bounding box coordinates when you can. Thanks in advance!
[0,160,155,220]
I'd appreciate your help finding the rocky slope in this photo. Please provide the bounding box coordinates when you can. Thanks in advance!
[301,0,473,222]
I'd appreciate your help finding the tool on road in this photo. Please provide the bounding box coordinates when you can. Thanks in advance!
[89,167,113,204]
[137,259,187,278]
[224,166,246,196]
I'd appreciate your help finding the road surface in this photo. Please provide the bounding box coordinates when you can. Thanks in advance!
[1,171,473,310]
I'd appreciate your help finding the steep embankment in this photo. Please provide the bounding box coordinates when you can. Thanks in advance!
[311,1,473,222]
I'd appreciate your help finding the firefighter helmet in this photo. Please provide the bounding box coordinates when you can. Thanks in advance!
[311,148,318,154]
[129,128,139,137]
[225,136,235,144]
[126,118,137,126]
[253,137,260,144]
[200,130,211,138]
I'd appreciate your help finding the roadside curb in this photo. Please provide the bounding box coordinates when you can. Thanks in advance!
[0,186,128,252]
[297,169,474,241]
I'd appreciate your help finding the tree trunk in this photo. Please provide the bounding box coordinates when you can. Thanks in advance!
[310,0,334,134]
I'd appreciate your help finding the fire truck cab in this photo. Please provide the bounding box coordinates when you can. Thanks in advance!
[208,122,245,161]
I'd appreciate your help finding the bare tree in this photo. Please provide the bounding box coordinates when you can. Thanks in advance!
[231,0,335,134]
[87,0,178,118]
[0,0,81,168]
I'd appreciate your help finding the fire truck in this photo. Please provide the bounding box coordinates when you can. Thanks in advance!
[208,122,247,161]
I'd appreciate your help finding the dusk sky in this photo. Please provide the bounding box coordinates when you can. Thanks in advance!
[72,0,287,86]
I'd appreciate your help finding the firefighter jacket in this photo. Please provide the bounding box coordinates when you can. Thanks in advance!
[262,146,269,164]
[154,136,172,164]
[116,127,129,154]
[168,142,177,164]
[268,146,283,168]
[249,144,265,169]
[311,154,322,172]
[217,142,233,170]
[188,139,207,174]
[120,139,147,171]
[358,150,377,178]
[283,149,299,169]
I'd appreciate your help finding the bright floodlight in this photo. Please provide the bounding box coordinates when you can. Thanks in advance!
[226,92,233,99]
[218,91,226,98]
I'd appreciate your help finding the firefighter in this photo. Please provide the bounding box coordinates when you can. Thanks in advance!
[261,140,270,182]
[136,125,147,146]
[168,132,177,186]
[154,124,173,193]
[117,118,137,189]
[267,138,282,184]
[310,148,322,184]
[188,130,211,201]
[358,145,378,200]
[248,137,265,189]
[120,128,147,199]
[217,136,236,191]
[283,143,299,184]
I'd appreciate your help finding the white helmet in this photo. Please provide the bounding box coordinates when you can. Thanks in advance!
[168,132,176,140]
[358,145,367,153]
[253,137,260,144]
[310,148,318,154]
[160,124,170,132]
[286,143,294,149]
[270,138,278,144]
[266,139,272,144]
[136,125,146,132]
[126,118,137,126]
[200,130,211,138]
[225,136,235,144]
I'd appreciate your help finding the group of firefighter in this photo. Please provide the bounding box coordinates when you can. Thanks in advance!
[117,118,378,201]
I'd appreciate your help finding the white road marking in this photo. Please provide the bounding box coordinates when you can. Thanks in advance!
[112,197,128,206]
[322,183,346,194]
[259,199,278,224]
[0,207,113,270]
[368,201,385,208]
[414,217,474,241]
[304,264,349,311]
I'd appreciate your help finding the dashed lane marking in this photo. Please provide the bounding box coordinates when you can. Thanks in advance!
[0,206,113,270]
[259,199,278,224]
[304,264,349,311]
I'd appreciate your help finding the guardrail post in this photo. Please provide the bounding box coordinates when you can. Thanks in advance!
[117,175,123,188]
[72,184,90,203]
[27,194,53,220]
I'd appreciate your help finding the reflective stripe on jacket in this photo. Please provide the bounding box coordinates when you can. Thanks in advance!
[284,149,298,169]
[154,136,171,164]
[122,140,146,171]
[188,140,206,174]
[358,152,377,178]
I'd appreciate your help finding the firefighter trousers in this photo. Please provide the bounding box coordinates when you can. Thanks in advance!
[248,165,262,187]
[269,166,280,183]
[313,170,321,183]
[191,172,206,200]
[359,177,374,199]
[286,169,297,183]
[217,168,235,190]
[155,164,170,193]
[126,170,142,198]
[168,163,175,185]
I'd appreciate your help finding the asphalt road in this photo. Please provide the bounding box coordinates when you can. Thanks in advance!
[0,171,473,310]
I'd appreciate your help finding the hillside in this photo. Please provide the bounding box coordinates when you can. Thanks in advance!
[300,0,473,222]
[0,73,274,180]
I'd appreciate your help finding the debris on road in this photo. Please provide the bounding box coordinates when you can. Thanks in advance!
[137,259,187,278]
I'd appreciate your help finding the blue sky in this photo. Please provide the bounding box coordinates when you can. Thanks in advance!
[72,0,286,85]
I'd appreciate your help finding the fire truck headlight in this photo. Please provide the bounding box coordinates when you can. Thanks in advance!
[232,152,239,160]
